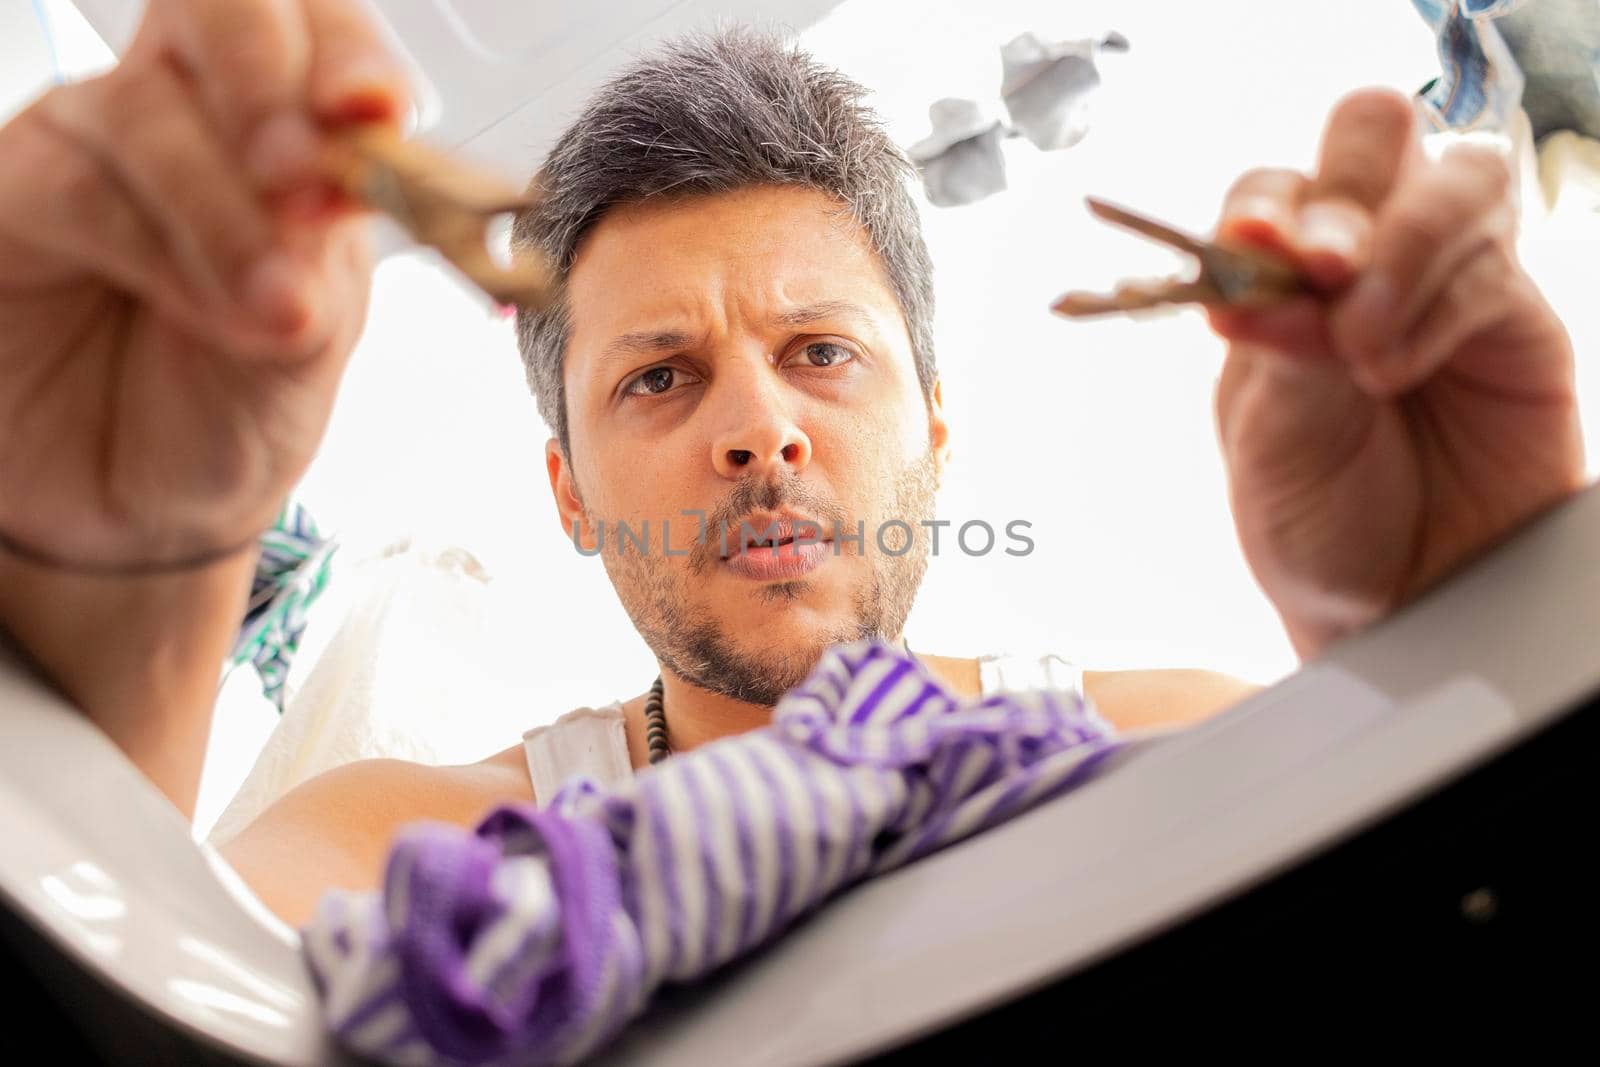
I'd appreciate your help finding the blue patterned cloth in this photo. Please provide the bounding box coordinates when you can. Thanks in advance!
[228,500,336,711]
[1414,0,1600,140]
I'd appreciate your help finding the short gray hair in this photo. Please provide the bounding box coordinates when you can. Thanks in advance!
[512,25,938,458]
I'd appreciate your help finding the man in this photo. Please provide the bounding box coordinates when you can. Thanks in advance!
[0,3,1583,929]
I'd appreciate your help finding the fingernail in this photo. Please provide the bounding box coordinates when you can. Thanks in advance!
[1298,203,1361,262]
[241,253,308,333]
[1339,271,1403,385]
[325,58,405,123]
[1231,195,1292,232]
[247,112,320,189]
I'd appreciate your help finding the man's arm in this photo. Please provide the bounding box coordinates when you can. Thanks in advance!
[216,663,1260,931]
[219,752,536,928]
[0,550,256,819]
[0,0,409,816]
[1208,90,1585,659]
[1083,669,1263,732]
[918,654,1257,732]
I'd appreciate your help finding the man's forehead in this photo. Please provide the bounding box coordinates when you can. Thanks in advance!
[571,187,881,294]
[581,183,861,248]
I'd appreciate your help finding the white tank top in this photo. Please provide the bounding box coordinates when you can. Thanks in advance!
[521,648,1085,807]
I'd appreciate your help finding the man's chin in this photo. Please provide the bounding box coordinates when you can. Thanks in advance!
[719,591,859,637]
[723,620,875,678]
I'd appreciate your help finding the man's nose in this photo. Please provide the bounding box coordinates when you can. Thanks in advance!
[709,370,813,481]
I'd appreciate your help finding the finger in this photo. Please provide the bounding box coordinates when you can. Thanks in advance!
[1384,239,1518,398]
[1208,295,1333,362]
[189,215,365,366]
[1295,89,1421,287]
[1217,168,1308,260]
[259,213,372,375]
[1291,197,1374,290]
[0,94,175,307]
[1310,88,1420,210]
[1331,146,1515,384]
[35,65,304,332]
[247,0,413,201]
[150,0,312,147]
[1218,168,1368,291]
[302,0,413,126]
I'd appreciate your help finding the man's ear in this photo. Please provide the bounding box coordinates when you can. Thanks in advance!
[928,378,952,480]
[546,438,596,550]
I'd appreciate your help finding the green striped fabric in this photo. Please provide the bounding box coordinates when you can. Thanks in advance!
[228,500,337,711]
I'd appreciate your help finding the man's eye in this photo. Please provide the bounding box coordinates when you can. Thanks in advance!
[625,366,683,397]
[794,341,856,368]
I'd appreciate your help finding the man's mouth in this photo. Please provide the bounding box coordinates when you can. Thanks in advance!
[720,514,834,579]
[720,516,821,556]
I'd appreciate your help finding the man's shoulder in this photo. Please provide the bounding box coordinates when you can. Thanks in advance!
[479,741,535,776]
[248,752,536,834]
[1081,667,1263,731]
[219,754,537,926]
[931,644,1260,731]
[913,652,983,698]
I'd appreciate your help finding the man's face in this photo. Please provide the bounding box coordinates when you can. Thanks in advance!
[549,184,949,706]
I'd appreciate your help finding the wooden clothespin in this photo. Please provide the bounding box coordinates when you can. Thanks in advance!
[326,126,557,311]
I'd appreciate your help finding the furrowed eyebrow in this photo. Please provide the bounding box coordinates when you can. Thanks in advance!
[770,300,871,329]
[595,301,871,375]
[594,330,700,378]
[603,330,698,359]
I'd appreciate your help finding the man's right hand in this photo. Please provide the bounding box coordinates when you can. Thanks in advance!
[0,0,410,570]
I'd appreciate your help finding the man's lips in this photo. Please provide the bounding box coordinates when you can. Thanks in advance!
[721,537,832,580]
[720,517,831,558]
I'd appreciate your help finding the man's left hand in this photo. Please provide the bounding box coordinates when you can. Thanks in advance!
[1209,88,1586,659]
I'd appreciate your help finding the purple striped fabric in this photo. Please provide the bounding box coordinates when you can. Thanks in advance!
[304,638,1122,1066]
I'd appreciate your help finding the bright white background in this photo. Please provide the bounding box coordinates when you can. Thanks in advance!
[7,2,1599,836]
